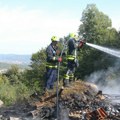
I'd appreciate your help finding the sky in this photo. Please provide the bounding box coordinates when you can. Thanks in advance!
[0,0,120,55]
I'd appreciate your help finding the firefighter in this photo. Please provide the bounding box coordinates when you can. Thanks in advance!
[63,33,85,87]
[45,36,62,91]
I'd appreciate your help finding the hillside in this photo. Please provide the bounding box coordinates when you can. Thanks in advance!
[0,54,31,64]
[0,62,29,70]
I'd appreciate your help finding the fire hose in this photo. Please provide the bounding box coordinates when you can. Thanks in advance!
[56,38,68,120]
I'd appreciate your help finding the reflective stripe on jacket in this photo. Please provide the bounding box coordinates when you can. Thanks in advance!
[67,55,75,60]
[46,63,58,69]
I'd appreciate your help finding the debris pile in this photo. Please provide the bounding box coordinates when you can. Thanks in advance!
[0,81,120,120]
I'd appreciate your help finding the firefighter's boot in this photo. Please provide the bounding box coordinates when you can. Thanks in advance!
[69,78,73,85]
[69,74,74,85]
[63,79,70,87]
[63,74,70,87]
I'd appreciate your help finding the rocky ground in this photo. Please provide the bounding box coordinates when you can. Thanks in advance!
[0,80,120,120]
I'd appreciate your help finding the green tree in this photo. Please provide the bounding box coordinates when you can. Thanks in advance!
[76,4,119,79]
[106,27,120,48]
[0,67,30,105]
[5,65,21,84]
[79,4,112,44]
[25,49,46,92]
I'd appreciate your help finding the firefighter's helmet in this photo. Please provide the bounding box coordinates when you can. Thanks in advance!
[69,33,75,38]
[51,36,58,42]
[69,33,78,40]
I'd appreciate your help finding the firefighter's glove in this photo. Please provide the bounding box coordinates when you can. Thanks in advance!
[57,57,62,62]
[78,40,86,48]
[56,50,61,55]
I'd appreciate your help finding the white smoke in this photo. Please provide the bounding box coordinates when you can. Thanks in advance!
[85,60,120,94]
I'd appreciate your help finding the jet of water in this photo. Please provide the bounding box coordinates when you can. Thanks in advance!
[86,43,120,58]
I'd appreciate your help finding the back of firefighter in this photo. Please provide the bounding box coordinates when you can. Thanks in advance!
[63,33,84,87]
[45,36,62,91]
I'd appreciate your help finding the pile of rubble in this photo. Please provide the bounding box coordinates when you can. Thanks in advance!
[0,81,120,120]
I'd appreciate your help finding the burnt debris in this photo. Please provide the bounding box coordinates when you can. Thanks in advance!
[0,81,120,120]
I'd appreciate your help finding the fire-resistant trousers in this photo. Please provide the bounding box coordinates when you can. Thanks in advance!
[46,68,57,89]
[63,60,76,87]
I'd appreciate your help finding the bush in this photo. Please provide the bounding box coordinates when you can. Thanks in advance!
[0,75,31,105]
[0,82,16,105]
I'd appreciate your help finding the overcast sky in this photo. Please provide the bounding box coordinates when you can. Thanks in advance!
[0,0,120,55]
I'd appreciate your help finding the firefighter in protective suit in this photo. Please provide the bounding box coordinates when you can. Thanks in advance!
[63,33,85,87]
[45,36,62,90]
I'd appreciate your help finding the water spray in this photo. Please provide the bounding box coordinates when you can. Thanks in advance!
[86,42,120,58]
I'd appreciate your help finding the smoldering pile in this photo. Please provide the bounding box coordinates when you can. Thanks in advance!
[0,81,120,120]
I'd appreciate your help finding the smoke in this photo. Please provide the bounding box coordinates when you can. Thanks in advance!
[85,60,120,94]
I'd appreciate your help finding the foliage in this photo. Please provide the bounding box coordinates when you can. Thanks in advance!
[4,65,23,84]
[0,66,31,105]
[76,4,120,79]
[25,49,46,93]
[0,74,30,105]
[79,4,112,44]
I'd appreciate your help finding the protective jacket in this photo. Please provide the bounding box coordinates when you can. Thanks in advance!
[67,38,78,67]
[46,43,58,68]
[68,38,77,55]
